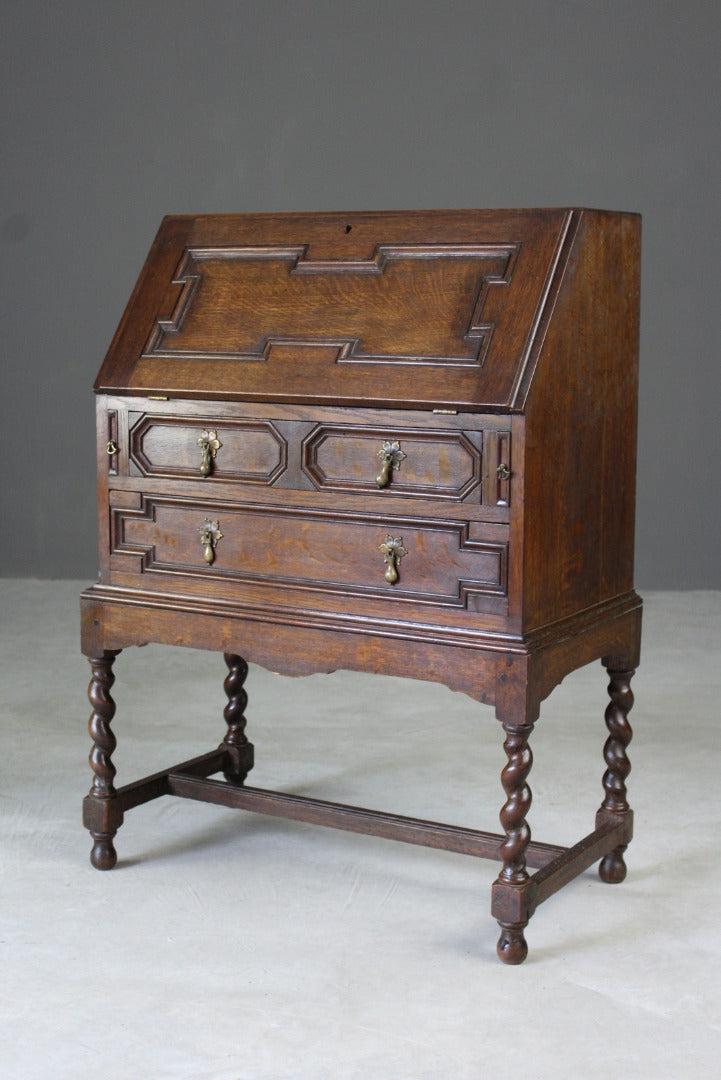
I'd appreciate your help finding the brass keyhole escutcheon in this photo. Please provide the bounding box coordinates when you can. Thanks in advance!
[198,519,223,564]
[198,430,222,477]
[379,535,407,585]
[376,441,406,488]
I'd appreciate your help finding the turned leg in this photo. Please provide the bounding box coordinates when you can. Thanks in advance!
[220,652,254,784]
[494,719,535,964]
[83,651,122,870]
[598,667,635,883]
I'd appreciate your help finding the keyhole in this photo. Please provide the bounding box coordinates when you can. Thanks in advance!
[345,224,352,233]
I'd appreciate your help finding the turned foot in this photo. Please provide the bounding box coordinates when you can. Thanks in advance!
[599,850,627,884]
[90,832,118,871]
[497,923,529,965]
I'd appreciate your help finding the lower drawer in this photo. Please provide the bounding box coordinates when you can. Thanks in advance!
[109,491,508,612]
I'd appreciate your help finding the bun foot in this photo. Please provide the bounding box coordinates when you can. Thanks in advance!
[599,849,627,884]
[497,923,529,965]
[90,832,118,870]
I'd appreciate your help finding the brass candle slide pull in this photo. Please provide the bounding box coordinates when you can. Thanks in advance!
[197,430,222,477]
[379,535,407,585]
[198,519,223,564]
[375,441,406,488]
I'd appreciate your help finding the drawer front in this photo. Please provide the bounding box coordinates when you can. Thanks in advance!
[128,413,287,484]
[302,423,482,500]
[109,492,508,611]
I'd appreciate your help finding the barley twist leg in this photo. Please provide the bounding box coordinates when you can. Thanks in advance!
[598,668,635,883]
[221,652,254,784]
[85,651,121,870]
[496,720,534,964]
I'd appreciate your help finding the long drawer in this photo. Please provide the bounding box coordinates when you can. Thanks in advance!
[108,491,508,614]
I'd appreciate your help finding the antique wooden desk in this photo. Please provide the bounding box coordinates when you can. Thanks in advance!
[81,209,641,963]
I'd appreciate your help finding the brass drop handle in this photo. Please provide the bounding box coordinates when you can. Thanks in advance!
[198,430,222,477]
[497,463,511,481]
[376,455,392,488]
[106,440,119,456]
[379,535,407,585]
[376,441,406,488]
[198,519,223,564]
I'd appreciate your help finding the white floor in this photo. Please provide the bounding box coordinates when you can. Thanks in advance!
[1,582,720,1079]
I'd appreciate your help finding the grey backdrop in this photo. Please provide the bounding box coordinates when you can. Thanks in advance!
[1,1,719,587]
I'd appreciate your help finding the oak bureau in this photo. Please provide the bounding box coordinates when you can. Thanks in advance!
[81,209,642,963]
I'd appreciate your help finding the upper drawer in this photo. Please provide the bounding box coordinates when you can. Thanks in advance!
[302,423,481,500]
[107,401,512,509]
[128,413,286,485]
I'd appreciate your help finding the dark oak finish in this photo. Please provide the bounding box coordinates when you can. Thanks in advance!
[82,208,642,962]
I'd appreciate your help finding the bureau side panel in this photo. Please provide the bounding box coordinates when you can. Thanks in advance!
[520,210,641,630]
